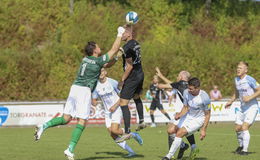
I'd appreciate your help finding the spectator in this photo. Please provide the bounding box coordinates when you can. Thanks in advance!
[210,85,222,101]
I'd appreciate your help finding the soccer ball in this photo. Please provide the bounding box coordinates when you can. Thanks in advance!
[125,11,139,24]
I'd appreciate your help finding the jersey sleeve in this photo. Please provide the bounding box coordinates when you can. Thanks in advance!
[98,53,110,66]
[201,91,211,111]
[247,76,260,90]
[108,78,120,94]
[170,82,179,89]
[183,89,189,106]
[92,89,99,99]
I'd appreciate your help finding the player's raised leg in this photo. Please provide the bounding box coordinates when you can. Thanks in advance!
[34,114,71,141]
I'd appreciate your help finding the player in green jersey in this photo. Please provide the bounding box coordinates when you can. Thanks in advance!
[34,26,125,160]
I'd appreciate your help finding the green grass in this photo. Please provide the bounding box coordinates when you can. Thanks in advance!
[0,123,260,160]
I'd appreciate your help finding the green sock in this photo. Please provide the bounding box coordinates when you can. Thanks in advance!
[43,117,67,130]
[68,124,85,153]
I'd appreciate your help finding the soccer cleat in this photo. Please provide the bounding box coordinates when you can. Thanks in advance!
[189,147,199,160]
[161,157,170,160]
[177,143,189,160]
[64,148,75,160]
[115,133,132,143]
[34,125,44,141]
[125,152,136,158]
[235,146,243,154]
[151,123,156,128]
[135,122,147,131]
[131,132,143,145]
[239,151,249,155]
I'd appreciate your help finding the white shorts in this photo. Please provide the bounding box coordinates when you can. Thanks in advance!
[235,105,258,125]
[63,85,91,120]
[105,107,122,128]
[177,116,204,135]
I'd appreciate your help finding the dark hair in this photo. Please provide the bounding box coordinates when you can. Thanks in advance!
[238,61,249,67]
[188,77,200,88]
[84,41,96,56]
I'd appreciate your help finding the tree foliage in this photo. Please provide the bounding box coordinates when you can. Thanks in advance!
[0,0,260,101]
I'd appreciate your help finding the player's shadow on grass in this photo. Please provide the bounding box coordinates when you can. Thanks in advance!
[158,156,207,160]
[182,157,207,160]
[77,152,144,160]
[231,151,256,154]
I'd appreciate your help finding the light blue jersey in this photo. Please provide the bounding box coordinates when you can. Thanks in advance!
[92,78,120,113]
[183,89,211,118]
[235,75,260,110]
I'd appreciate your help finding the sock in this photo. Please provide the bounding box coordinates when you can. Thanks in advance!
[168,134,176,150]
[120,105,131,133]
[180,141,186,148]
[115,138,134,153]
[186,134,196,147]
[164,113,171,120]
[191,144,197,149]
[150,114,155,123]
[134,98,144,123]
[242,130,250,152]
[236,131,243,147]
[167,137,182,159]
[68,124,85,153]
[43,117,67,130]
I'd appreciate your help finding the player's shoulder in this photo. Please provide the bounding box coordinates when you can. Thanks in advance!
[124,39,138,49]
[107,77,118,84]
[200,90,209,96]
[183,89,189,95]
[245,75,256,82]
[200,90,210,99]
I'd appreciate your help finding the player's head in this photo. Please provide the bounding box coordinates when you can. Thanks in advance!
[213,85,218,91]
[84,41,101,56]
[237,61,248,77]
[188,77,200,96]
[177,71,191,81]
[99,68,107,80]
[122,25,133,41]
[153,75,159,84]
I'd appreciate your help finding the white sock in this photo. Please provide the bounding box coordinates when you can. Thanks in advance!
[236,131,243,147]
[166,137,182,158]
[242,130,250,152]
[115,138,134,153]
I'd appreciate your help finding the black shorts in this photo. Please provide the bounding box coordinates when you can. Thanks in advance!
[120,70,144,100]
[150,99,164,110]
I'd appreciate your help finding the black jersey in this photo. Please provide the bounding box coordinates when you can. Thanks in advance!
[122,39,143,72]
[170,80,188,102]
[150,83,162,101]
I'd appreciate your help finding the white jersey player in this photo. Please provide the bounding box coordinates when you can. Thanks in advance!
[92,68,140,157]
[162,77,211,160]
[225,61,260,155]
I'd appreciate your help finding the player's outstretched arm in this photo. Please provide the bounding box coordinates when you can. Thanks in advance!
[175,105,189,120]
[103,48,124,68]
[107,26,125,60]
[158,83,172,89]
[200,110,211,140]
[243,86,260,102]
[225,92,238,108]
[155,67,172,84]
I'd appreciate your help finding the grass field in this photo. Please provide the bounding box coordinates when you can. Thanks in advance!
[0,123,260,160]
